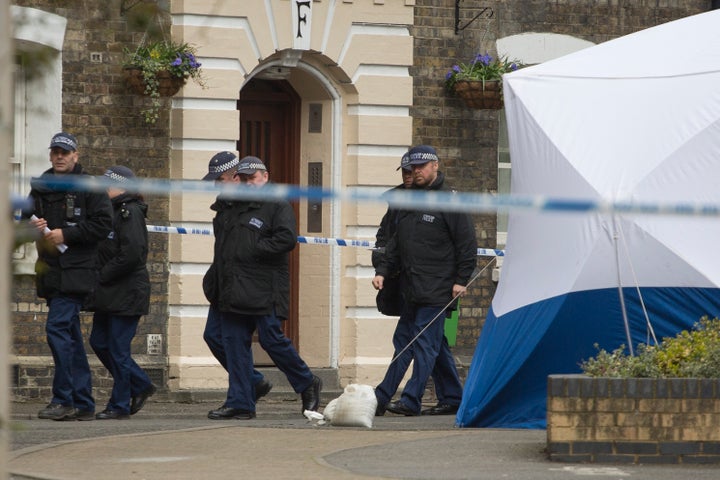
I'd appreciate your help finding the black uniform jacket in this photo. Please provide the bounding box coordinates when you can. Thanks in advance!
[376,171,477,307]
[25,164,113,299]
[203,195,297,319]
[88,193,150,316]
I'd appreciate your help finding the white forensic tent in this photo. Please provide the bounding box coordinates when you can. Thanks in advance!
[458,10,720,428]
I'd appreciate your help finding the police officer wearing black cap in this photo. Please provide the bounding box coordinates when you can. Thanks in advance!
[373,151,466,416]
[372,145,477,416]
[373,152,412,317]
[25,132,113,421]
[202,153,322,419]
[201,152,273,409]
[87,166,157,419]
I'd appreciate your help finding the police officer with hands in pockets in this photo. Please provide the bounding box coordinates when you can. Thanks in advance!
[202,152,273,407]
[202,153,322,419]
[88,166,157,420]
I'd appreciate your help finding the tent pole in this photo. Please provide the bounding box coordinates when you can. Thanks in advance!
[615,222,659,346]
[613,216,634,356]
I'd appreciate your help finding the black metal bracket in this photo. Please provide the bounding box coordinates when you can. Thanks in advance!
[455,2,494,35]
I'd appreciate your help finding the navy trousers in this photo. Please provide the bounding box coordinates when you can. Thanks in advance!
[46,296,94,411]
[375,304,463,409]
[90,313,154,414]
[217,309,314,411]
[203,306,264,386]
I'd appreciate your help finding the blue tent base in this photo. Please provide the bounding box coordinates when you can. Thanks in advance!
[456,286,720,429]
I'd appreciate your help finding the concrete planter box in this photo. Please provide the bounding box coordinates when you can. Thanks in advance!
[547,374,720,464]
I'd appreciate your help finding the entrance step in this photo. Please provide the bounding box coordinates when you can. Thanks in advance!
[166,367,341,404]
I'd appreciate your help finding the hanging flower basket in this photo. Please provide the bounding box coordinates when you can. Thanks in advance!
[123,67,186,97]
[122,40,206,123]
[445,53,521,110]
[453,80,503,110]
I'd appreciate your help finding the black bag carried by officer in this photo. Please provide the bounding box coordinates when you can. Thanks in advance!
[376,274,402,316]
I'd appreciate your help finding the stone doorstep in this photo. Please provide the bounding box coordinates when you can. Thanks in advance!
[166,367,342,403]
[163,366,449,405]
[13,362,457,405]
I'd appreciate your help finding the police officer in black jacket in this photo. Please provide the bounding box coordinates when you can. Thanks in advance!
[201,152,273,401]
[88,166,156,419]
[203,154,322,419]
[26,132,113,421]
[372,145,477,416]
[373,151,467,416]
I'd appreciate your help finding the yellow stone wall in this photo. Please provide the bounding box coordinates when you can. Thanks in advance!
[167,0,415,390]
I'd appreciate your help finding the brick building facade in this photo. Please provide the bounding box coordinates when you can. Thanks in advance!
[10,0,714,400]
[12,0,171,396]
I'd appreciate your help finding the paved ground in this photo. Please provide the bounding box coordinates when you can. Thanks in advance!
[8,399,720,480]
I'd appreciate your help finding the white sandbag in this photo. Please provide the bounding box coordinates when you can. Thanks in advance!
[322,383,377,428]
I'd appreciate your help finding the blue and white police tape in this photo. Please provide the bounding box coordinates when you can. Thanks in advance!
[297,236,374,248]
[12,194,32,212]
[148,225,213,236]
[17,174,720,218]
[145,225,504,256]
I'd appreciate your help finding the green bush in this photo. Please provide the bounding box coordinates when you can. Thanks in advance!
[580,316,720,378]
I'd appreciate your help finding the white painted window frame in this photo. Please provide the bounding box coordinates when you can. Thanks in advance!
[11,6,67,274]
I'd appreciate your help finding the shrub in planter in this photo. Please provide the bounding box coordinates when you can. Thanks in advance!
[580,316,720,378]
[548,317,720,463]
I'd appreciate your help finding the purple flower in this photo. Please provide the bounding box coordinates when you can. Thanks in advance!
[171,55,182,67]
[179,53,200,70]
[453,65,461,73]
[510,63,518,71]
[475,53,492,66]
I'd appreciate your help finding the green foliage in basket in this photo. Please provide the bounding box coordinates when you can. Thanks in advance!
[124,40,206,123]
[444,53,520,93]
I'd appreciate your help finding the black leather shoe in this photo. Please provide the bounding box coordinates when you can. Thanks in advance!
[38,403,75,420]
[73,409,96,421]
[421,403,459,416]
[374,390,386,416]
[254,379,273,401]
[95,409,130,420]
[300,375,322,412]
[207,406,256,420]
[208,404,225,416]
[51,407,96,422]
[386,401,419,416]
[131,384,157,415]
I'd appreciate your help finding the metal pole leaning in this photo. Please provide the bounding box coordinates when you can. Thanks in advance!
[387,257,497,366]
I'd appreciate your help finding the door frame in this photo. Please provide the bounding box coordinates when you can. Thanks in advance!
[238,79,302,350]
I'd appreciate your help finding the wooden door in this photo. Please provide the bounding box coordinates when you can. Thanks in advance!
[238,79,301,362]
